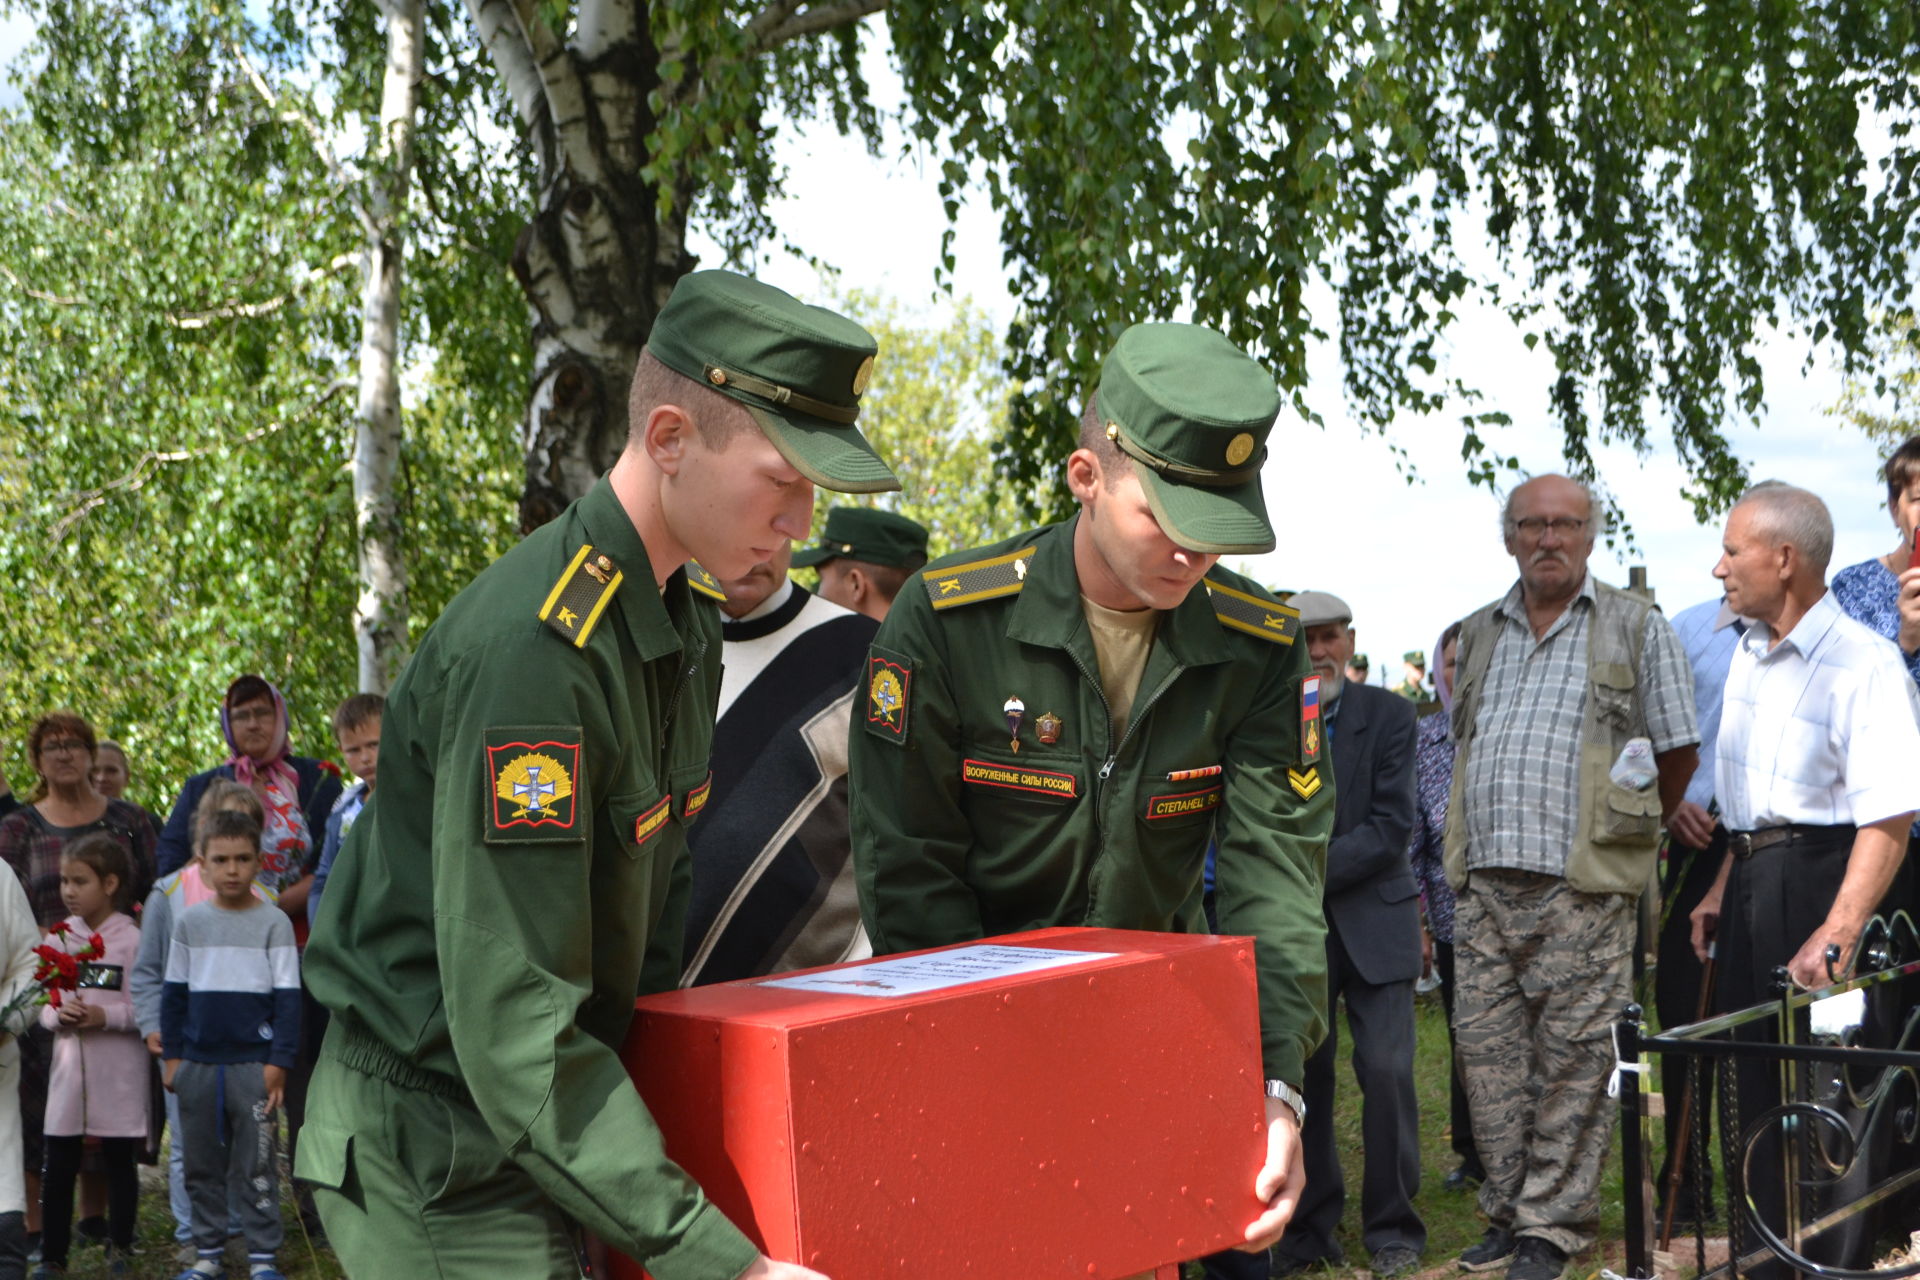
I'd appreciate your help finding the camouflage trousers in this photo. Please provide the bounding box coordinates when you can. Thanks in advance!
[1454,868,1635,1255]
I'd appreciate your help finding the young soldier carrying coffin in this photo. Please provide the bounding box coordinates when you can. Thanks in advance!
[849,323,1334,1267]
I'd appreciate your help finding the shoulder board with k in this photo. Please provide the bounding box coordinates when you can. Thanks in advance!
[538,543,624,649]
[686,561,726,602]
[925,547,1035,611]
[1204,577,1299,645]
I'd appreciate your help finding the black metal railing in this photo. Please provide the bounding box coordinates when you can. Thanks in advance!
[1615,911,1920,1280]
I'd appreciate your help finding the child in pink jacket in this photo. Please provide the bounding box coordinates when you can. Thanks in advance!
[37,833,145,1276]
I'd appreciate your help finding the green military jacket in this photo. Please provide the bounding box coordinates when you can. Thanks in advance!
[304,478,758,1280]
[848,518,1332,1085]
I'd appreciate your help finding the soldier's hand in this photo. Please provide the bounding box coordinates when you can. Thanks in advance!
[739,1258,829,1280]
[1239,1095,1305,1252]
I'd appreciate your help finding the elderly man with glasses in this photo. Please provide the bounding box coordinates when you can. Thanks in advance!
[1441,475,1699,1280]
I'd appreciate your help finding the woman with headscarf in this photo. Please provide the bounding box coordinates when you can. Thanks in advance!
[153,676,342,918]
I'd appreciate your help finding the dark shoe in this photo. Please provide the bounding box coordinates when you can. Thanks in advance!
[71,1218,107,1248]
[1444,1161,1486,1191]
[1459,1227,1517,1272]
[1505,1238,1567,1280]
[1272,1252,1344,1278]
[1372,1244,1422,1276]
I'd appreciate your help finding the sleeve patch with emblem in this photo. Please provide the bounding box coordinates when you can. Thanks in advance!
[1204,576,1299,645]
[1298,675,1323,766]
[539,544,623,648]
[1144,784,1224,820]
[484,729,584,843]
[961,758,1079,802]
[1287,767,1323,800]
[632,796,672,847]
[864,647,913,744]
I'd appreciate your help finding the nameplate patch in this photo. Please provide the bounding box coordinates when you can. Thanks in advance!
[961,758,1079,802]
[1144,785,1224,821]
[681,773,712,821]
[633,796,672,848]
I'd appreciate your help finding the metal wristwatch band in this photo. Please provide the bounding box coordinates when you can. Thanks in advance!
[1264,1079,1306,1124]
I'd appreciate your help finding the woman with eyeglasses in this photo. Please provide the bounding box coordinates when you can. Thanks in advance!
[0,711,158,1262]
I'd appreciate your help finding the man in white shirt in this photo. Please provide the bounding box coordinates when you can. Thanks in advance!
[1691,481,1920,1277]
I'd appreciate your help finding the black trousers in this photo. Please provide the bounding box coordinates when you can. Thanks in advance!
[40,1135,137,1267]
[1433,939,1481,1176]
[1716,834,1911,1280]
[1654,828,1726,1217]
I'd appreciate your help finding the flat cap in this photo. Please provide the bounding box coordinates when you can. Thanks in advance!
[648,270,900,494]
[1287,590,1353,627]
[1097,323,1281,555]
[791,506,930,569]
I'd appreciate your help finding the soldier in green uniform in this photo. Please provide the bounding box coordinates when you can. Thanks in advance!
[1390,650,1429,703]
[848,322,1335,1265]
[297,271,898,1280]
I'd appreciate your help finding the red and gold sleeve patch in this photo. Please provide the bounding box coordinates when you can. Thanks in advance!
[1143,784,1224,821]
[961,758,1079,802]
[679,772,713,822]
[484,728,583,844]
[863,646,913,745]
[632,796,672,848]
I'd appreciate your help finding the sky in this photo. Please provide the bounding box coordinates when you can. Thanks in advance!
[3,14,1902,680]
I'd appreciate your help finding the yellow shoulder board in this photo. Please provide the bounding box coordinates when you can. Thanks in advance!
[538,543,624,649]
[1205,577,1299,645]
[925,547,1035,611]
[686,560,726,602]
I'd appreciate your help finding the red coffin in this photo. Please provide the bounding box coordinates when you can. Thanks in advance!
[611,926,1268,1280]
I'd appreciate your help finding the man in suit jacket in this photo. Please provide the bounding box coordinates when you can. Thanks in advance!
[1272,592,1425,1278]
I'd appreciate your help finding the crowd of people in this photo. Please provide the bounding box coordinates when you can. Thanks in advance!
[2,267,1917,1280]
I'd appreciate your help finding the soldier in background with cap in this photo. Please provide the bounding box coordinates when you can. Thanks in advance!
[849,322,1333,1267]
[1391,651,1430,703]
[791,505,931,621]
[299,271,898,1280]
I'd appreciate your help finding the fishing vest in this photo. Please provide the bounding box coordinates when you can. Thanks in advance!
[1442,580,1662,896]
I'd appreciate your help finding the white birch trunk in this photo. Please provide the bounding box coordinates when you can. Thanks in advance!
[353,0,424,693]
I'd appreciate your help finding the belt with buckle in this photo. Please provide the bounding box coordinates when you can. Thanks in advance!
[1728,823,1856,859]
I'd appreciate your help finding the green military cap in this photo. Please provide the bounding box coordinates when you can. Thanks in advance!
[1350,653,1371,670]
[791,506,930,569]
[648,270,901,494]
[1403,650,1426,665]
[1097,322,1281,555]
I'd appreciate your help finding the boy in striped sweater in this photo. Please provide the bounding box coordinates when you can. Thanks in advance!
[161,809,300,1280]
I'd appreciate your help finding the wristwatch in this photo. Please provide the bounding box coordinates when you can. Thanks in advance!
[1264,1079,1307,1125]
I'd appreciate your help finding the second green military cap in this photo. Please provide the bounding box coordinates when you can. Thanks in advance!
[648,270,901,493]
[792,506,930,568]
[1097,323,1281,555]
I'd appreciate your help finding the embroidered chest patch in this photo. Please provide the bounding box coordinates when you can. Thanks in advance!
[961,758,1079,802]
[1143,785,1224,821]
[484,729,583,843]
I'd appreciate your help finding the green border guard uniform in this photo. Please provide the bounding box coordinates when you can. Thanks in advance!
[299,271,897,1280]
[849,323,1333,1092]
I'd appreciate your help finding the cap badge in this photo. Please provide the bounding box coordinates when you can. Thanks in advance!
[852,354,876,396]
[1225,432,1256,466]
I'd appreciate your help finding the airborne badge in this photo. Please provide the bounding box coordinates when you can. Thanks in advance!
[484,729,583,843]
[864,646,913,744]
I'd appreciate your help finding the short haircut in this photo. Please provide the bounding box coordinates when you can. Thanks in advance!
[628,349,755,450]
[29,712,96,764]
[1883,435,1920,511]
[1500,476,1601,543]
[332,693,385,738]
[1077,394,1126,488]
[226,674,274,711]
[196,807,262,859]
[191,779,264,849]
[832,556,923,604]
[1735,481,1834,574]
[62,832,133,909]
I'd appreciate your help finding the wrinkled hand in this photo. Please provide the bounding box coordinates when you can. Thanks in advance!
[1239,1096,1306,1253]
[1788,925,1855,991]
[739,1258,830,1280]
[1689,885,1723,964]
[1667,801,1716,851]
